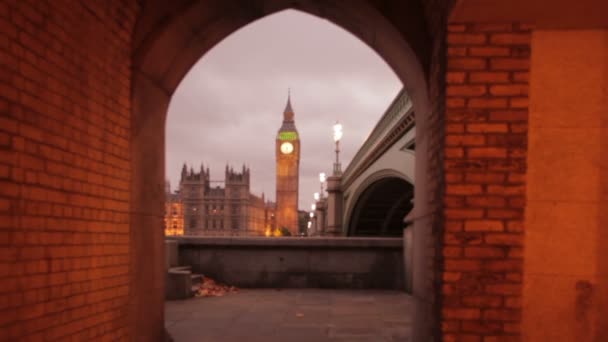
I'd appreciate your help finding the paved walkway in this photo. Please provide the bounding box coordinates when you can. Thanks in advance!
[165,289,412,342]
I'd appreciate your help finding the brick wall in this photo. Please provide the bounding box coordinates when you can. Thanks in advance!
[0,1,138,339]
[443,23,531,340]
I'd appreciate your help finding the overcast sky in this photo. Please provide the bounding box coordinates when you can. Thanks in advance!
[166,9,402,209]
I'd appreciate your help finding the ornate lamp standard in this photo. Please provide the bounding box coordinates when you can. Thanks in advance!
[325,121,344,236]
[333,122,343,176]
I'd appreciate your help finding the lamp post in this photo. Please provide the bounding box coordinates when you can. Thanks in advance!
[314,192,320,202]
[333,122,343,176]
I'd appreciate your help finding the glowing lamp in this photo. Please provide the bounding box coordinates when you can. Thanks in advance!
[333,122,343,142]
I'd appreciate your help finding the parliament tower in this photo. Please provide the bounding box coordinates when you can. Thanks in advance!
[275,93,300,235]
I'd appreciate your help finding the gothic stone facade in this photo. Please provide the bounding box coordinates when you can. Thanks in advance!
[180,164,275,236]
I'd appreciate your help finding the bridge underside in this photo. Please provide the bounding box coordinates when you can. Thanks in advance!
[348,178,414,237]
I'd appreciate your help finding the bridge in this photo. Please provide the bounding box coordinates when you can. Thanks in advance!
[310,89,416,238]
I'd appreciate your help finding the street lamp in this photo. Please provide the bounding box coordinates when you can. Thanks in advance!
[309,212,314,218]
[311,203,316,211]
[319,172,326,198]
[333,122,343,176]
[314,192,320,201]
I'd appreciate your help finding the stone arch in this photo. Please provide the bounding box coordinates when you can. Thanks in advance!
[343,168,413,233]
[347,175,414,237]
[130,1,439,340]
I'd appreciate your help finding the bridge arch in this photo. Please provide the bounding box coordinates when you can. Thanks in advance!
[346,172,414,237]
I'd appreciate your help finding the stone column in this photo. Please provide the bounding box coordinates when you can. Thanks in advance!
[325,176,344,236]
[314,199,326,236]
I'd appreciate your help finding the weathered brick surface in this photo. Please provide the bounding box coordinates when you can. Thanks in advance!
[0,1,138,339]
[444,23,530,340]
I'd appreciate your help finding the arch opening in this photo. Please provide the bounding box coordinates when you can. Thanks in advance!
[348,177,414,237]
[130,1,443,341]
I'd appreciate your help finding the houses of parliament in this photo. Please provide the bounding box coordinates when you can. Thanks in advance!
[164,94,301,237]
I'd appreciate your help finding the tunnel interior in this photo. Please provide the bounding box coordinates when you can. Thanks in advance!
[348,177,414,237]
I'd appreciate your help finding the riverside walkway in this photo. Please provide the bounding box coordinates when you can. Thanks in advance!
[165,289,412,341]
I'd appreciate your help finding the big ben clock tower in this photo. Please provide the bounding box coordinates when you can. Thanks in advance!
[275,92,300,235]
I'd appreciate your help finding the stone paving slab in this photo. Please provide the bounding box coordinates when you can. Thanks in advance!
[165,289,412,342]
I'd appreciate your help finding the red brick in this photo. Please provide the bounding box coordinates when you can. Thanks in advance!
[490,33,531,45]
[488,110,527,122]
[447,98,466,108]
[484,260,522,272]
[509,97,528,108]
[506,222,524,233]
[468,147,508,158]
[487,209,522,219]
[448,47,468,56]
[490,58,530,71]
[449,58,488,71]
[446,184,483,195]
[447,85,487,97]
[443,247,463,258]
[446,221,464,232]
[445,232,484,245]
[447,71,467,84]
[445,195,465,207]
[446,124,464,134]
[446,172,464,183]
[487,185,525,195]
[485,234,523,246]
[512,72,529,83]
[486,284,522,296]
[509,123,528,133]
[446,109,489,122]
[464,221,505,232]
[448,33,487,45]
[461,320,503,333]
[466,196,506,208]
[443,334,482,342]
[464,173,505,184]
[442,320,461,333]
[448,24,467,33]
[467,124,508,133]
[468,98,508,109]
[446,135,486,146]
[483,309,521,321]
[443,308,482,320]
[504,323,521,333]
[445,259,483,272]
[476,23,516,32]
[469,72,510,84]
[489,85,528,96]
[469,47,510,57]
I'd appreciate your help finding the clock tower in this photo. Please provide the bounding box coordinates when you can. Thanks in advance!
[275,92,300,235]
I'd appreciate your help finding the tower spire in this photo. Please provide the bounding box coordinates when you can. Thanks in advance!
[283,88,294,121]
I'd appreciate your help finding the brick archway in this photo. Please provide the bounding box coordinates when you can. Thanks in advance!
[131,1,444,340]
[3,1,608,340]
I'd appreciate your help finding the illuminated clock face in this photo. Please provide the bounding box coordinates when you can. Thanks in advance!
[280,142,294,154]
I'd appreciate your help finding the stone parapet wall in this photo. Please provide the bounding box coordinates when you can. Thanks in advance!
[171,237,406,290]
